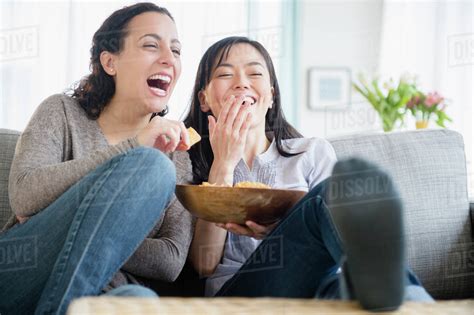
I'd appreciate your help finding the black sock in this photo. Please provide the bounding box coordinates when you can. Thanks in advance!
[327,158,405,311]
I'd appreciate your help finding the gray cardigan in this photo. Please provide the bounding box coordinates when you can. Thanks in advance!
[4,94,194,286]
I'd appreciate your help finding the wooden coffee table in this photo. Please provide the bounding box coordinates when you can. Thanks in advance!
[67,297,474,314]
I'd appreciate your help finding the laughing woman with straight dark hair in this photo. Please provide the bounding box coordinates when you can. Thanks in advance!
[184,36,434,311]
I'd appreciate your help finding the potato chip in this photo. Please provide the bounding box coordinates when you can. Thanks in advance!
[199,181,270,189]
[235,181,271,189]
[199,182,231,187]
[188,127,201,148]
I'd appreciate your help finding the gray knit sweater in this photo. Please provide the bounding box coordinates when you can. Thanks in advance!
[4,94,194,287]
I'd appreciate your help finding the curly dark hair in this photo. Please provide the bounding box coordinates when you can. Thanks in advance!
[69,2,174,119]
[183,36,303,183]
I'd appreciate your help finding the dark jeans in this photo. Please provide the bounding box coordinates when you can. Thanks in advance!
[216,179,434,301]
[0,148,175,315]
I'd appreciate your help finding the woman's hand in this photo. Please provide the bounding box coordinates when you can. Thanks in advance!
[215,220,279,240]
[207,95,253,185]
[16,215,30,224]
[136,116,190,153]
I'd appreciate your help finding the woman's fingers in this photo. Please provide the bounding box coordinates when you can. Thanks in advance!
[224,95,245,127]
[246,220,277,238]
[154,134,168,151]
[245,221,269,234]
[215,221,274,240]
[217,94,235,125]
[232,102,251,132]
[153,122,181,152]
[237,97,256,136]
[215,222,253,237]
[178,121,190,148]
[208,115,217,136]
[176,122,191,151]
[239,111,252,139]
[165,125,181,152]
[225,223,254,237]
[207,94,251,169]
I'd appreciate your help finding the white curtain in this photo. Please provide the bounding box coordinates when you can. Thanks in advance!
[1,0,292,130]
[378,0,474,196]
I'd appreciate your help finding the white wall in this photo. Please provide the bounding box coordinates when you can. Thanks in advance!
[298,0,383,139]
[377,0,474,197]
[297,0,473,196]
[0,0,250,129]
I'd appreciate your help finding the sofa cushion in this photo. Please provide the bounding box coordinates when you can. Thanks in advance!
[0,129,20,228]
[1,127,472,299]
[329,129,473,299]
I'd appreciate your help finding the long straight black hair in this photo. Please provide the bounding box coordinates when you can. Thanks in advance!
[183,36,303,183]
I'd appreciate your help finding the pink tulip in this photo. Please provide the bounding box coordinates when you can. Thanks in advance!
[406,95,421,109]
[425,92,444,107]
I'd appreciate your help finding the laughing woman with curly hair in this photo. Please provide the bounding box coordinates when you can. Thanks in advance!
[0,3,194,314]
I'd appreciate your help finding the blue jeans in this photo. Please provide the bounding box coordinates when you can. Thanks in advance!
[216,178,434,302]
[0,147,174,315]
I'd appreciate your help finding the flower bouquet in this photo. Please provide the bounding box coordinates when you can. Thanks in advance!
[353,74,417,132]
[406,91,452,129]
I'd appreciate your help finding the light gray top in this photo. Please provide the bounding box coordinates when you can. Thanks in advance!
[205,137,338,296]
[5,94,194,285]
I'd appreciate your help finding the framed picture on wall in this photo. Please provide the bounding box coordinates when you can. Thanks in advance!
[307,67,351,110]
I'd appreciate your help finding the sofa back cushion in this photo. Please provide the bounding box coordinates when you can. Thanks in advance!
[329,129,473,299]
[0,129,20,228]
[1,128,472,298]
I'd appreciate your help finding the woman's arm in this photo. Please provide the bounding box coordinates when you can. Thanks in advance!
[8,95,140,218]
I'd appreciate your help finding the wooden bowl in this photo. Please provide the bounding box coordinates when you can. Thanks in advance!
[175,184,307,225]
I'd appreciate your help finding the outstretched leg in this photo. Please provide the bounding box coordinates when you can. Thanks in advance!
[327,158,405,311]
[216,158,432,310]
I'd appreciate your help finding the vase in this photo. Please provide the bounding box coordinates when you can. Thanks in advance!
[416,120,429,129]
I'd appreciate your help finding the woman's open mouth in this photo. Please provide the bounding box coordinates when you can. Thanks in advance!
[241,95,257,105]
[147,73,172,97]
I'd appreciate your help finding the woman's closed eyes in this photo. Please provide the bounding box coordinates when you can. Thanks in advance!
[143,43,181,56]
[144,43,158,48]
[215,72,263,78]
